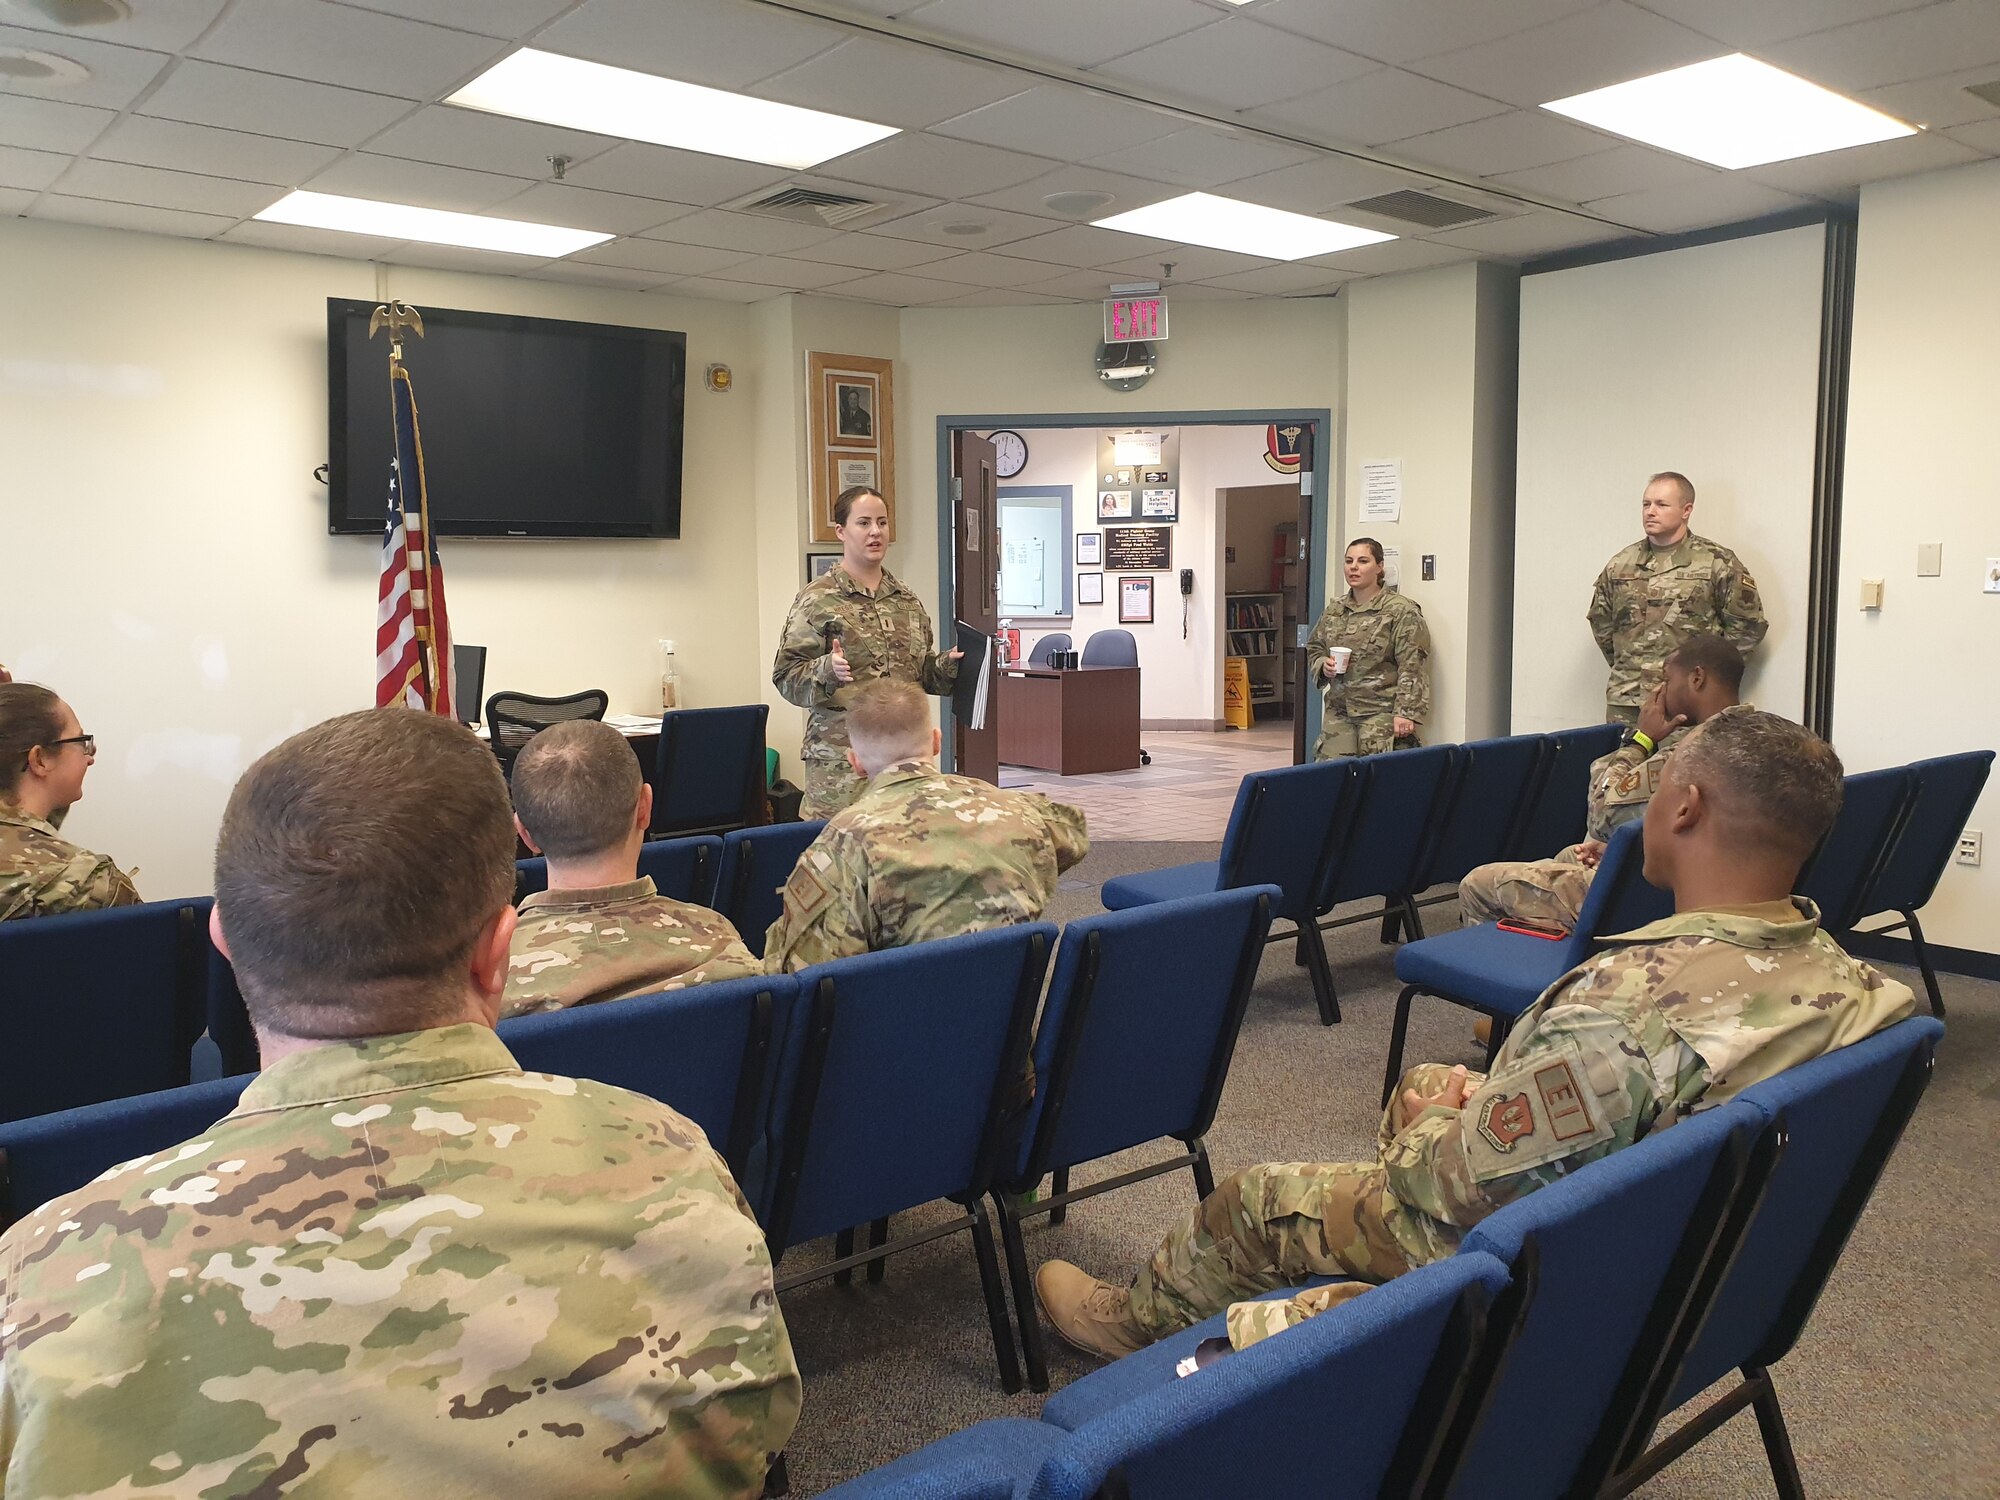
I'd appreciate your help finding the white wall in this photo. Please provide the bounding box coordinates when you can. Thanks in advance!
[1512,226,1825,731]
[1835,160,2000,956]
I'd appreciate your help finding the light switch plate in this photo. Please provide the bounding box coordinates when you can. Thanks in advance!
[1860,578,1884,609]
[1986,558,2000,594]
[1917,542,1943,576]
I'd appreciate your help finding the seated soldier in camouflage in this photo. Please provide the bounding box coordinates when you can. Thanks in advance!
[763,679,1089,973]
[1036,710,1914,1359]
[0,681,140,920]
[1460,633,1745,932]
[505,718,762,1015]
[0,709,800,1498]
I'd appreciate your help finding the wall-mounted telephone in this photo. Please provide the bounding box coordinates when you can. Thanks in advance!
[1179,568,1194,595]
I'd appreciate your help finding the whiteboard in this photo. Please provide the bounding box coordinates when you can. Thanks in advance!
[1511,225,1825,731]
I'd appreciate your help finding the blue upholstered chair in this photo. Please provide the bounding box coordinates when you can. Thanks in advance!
[650,703,770,837]
[1615,1016,1945,1500]
[762,925,1055,1393]
[1794,767,1913,933]
[1382,818,1672,1103]
[1314,742,1458,942]
[992,887,1277,1390]
[1416,733,1551,890]
[713,820,828,958]
[1079,629,1137,668]
[1511,721,1627,859]
[1026,633,1071,668]
[0,1073,253,1229]
[514,833,722,903]
[497,972,791,1192]
[1101,761,1359,1025]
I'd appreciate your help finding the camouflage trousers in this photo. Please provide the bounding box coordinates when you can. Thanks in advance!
[1314,713,1419,761]
[1458,844,1595,929]
[1128,1064,1477,1349]
[800,750,867,821]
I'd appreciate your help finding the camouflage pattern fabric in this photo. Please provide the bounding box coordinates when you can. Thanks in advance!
[1128,899,1914,1350]
[0,801,140,920]
[762,758,1087,973]
[771,565,959,820]
[1458,844,1595,930]
[1304,590,1431,761]
[0,1023,800,1499]
[1587,532,1767,713]
[504,876,763,1017]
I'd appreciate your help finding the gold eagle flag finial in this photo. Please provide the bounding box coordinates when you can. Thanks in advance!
[368,300,425,361]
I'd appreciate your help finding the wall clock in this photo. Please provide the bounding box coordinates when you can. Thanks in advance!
[991,429,1029,478]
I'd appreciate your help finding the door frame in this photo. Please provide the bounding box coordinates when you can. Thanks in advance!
[936,407,1334,769]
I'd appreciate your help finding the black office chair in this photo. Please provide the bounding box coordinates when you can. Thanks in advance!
[1027,633,1072,668]
[452,644,488,728]
[1079,630,1149,764]
[484,689,610,776]
[650,704,770,837]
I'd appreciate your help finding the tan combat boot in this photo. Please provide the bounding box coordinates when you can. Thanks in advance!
[1034,1260,1150,1362]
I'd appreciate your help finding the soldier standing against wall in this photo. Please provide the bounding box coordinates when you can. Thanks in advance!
[1305,538,1432,759]
[1587,472,1767,726]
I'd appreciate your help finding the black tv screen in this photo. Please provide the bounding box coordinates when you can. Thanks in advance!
[326,299,685,538]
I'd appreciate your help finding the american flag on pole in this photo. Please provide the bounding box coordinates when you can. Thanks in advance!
[375,360,456,717]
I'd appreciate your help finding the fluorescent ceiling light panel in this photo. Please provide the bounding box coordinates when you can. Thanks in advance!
[1542,53,1916,169]
[1094,192,1394,261]
[447,49,900,171]
[254,191,611,257]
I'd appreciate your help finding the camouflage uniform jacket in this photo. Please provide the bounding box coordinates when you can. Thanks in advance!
[1305,589,1432,727]
[763,758,1089,973]
[771,565,959,813]
[0,801,141,920]
[1378,899,1914,1267]
[1587,532,1767,710]
[0,1023,801,1499]
[504,875,764,1017]
[1582,706,1749,844]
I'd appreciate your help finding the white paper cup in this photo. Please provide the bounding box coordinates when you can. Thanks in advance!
[1330,647,1353,674]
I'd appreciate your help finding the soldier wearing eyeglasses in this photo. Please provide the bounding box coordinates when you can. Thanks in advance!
[0,682,140,919]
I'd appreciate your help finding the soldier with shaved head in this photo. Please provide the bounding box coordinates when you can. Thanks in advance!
[0,708,799,1498]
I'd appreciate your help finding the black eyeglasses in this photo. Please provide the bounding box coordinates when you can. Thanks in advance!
[45,735,96,756]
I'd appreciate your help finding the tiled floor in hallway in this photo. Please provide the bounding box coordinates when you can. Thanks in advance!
[1000,718,1297,841]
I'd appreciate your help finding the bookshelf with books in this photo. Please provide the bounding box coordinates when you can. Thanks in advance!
[1225,592,1284,712]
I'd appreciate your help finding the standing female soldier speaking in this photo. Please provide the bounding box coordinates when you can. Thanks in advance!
[1305,537,1432,760]
[772,486,961,818]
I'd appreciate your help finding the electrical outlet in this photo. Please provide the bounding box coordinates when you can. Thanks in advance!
[1421,554,1436,581]
[1956,830,1981,867]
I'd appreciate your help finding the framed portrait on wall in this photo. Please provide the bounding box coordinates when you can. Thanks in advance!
[806,551,842,583]
[1076,531,1102,565]
[808,351,894,542]
[1118,575,1154,624]
[1077,571,1103,605]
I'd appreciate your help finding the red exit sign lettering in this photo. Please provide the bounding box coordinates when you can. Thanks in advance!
[1104,295,1168,343]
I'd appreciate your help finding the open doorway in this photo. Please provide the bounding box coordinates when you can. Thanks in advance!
[1219,480,1305,739]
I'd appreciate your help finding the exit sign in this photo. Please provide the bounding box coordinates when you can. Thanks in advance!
[1104,295,1168,343]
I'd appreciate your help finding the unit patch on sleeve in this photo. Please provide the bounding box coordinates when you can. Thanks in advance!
[1463,1040,1617,1183]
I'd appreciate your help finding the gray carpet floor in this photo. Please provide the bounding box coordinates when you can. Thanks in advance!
[775,840,1999,1498]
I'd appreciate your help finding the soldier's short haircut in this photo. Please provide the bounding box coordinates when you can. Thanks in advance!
[1648,470,1696,506]
[0,683,65,795]
[510,719,645,860]
[1669,709,1842,863]
[1666,632,1744,692]
[215,708,517,1036]
[846,679,932,772]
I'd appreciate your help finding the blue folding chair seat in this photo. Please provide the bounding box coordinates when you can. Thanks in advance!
[1794,767,1912,933]
[712,820,828,958]
[650,703,769,837]
[1513,722,1626,858]
[514,833,722,902]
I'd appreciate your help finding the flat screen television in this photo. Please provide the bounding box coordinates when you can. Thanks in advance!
[326,298,686,538]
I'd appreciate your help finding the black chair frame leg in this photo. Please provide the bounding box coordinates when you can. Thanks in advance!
[1382,984,1420,1107]
[966,1197,1025,1394]
[1748,1368,1807,1500]
[1299,919,1342,1026]
[1048,1166,1070,1227]
[1904,910,1945,1017]
[762,1452,790,1498]
[1401,894,1426,942]
[866,1216,890,1284]
[1190,1140,1215,1201]
[993,1191,1050,1393]
[832,1226,855,1287]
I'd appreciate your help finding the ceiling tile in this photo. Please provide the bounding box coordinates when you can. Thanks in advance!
[750,36,1026,130]
[641,205,841,252]
[1200,263,1359,295]
[933,86,1180,160]
[898,0,1218,69]
[933,287,1074,306]
[1156,280,1254,300]
[189,0,507,97]
[571,236,750,274]
[864,201,1067,251]
[219,220,408,257]
[1634,0,1941,50]
[0,186,37,214]
[329,0,578,37]
[88,116,343,187]
[1253,0,1599,67]
[788,232,957,270]
[1094,18,1377,111]
[965,163,1181,220]
[0,22,168,109]
[811,267,968,304]
[564,142,788,205]
[1743,128,1986,195]
[1390,109,1616,176]
[1018,267,1125,298]
[1087,126,1316,188]
[0,94,115,155]
[522,261,677,289]
[1491,142,1717,201]
[0,145,65,192]
[305,153,530,211]
[32,195,235,237]
[1000,221,1180,268]
[1428,209,1630,256]
[56,158,281,216]
[901,250,1068,286]
[1308,236,1477,274]
[536,0,847,90]
[1224,154,1435,214]
[363,105,621,180]
[1860,67,2000,131]
[1254,68,1512,146]
[819,131,1055,198]
[653,274,786,302]
[707,254,868,289]
[491,181,696,235]
[1582,176,1810,233]
[0,0,226,52]
[137,61,414,147]
[1410,2,1723,109]
[1764,0,2000,92]
[1097,245,1274,281]
[1948,116,2000,153]
[376,242,554,271]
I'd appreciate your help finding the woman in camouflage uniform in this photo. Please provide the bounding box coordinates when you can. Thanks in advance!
[772,487,961,818]
[1304,537,1432,760]
[0,682,141,919]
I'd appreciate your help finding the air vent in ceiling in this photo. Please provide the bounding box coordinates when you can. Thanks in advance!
[1343,189,1497,230]
[1963,77,2000,108]
[734,185,892,228]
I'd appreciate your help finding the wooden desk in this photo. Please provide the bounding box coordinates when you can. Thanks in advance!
[998,666,1141,774]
